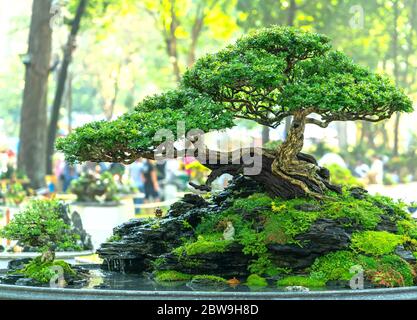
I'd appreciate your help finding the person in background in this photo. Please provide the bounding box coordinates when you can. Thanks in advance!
[61,163,79,192]
[130,159,145,193]
[163,159,180,201]
[369,155,384,185]
[354,161,370,179]
[156,160,166,201]
[141,160,160,203]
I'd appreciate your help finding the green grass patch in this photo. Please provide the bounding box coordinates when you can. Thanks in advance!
[351,231,403,256]
[154,270,192,282]
[246,274,268,287]
[277,276,326,288]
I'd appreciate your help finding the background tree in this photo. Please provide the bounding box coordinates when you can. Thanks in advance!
[142,0,238,82]
[46,0,89,175]
[18,0,53,189]
[57,27,412,199]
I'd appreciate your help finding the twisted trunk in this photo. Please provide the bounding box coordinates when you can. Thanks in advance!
[188,112,341,199]
[272,110,341,199]
[40,248,55,263]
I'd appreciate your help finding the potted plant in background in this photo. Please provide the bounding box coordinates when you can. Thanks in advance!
[0,181,28,240]
[70,171,134,249]
[0,199,88,286]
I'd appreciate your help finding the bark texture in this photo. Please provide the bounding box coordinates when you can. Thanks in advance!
[46,0,88,174]
[18,0,53,189]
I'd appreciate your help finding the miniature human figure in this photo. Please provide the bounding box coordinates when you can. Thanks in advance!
[223,221,235,241]
[155,207,163,218]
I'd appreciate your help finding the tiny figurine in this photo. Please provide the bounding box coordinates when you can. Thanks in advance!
[227,277,240,287]
[155,207,163,218]
[223,221,235,241]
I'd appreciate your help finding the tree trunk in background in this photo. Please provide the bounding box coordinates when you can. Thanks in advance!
[66,73,73,133]
[283,0,297,138]
[166,0,181,82]
[186,2,204,67]
[262,126,270,145]
[104,62,122,121]
[46,0,88,174]
[392,0,400,156]
[336,122,348,150]
[18,0,53,189]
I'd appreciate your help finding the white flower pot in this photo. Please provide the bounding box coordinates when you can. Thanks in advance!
[71,200,134,250]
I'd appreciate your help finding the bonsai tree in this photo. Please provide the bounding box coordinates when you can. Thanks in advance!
[70,171,118,203]
[0,199,79,263]
[56,26,412,199]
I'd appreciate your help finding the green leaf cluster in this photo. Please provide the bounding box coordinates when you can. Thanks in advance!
[0,199,80,254]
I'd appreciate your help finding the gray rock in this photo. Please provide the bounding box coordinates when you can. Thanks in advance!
[395,245,417,263]
[284,286,310,292]
[158,243,251,277]
[269,219,351,270]
[7,258,32,271]
[15,278,40,287]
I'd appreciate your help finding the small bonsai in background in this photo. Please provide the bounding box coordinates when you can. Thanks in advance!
[0,199,82,283]
[2,182,27,206]
[70,171,118,203]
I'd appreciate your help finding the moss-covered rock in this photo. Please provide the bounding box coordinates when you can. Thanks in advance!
[187,275,229,291]
[97,175,417,289]
[246,274,268,287]
[11,257,80,284]
[351,231,403,256]
[277,276,326,288]
[154,270,192,282]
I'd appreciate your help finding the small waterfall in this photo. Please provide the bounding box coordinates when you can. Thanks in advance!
[105,258,111,271]
[119,259,125,274]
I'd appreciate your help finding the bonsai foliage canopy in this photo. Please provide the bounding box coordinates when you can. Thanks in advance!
[0,199,79,262]
[57,26,412,199]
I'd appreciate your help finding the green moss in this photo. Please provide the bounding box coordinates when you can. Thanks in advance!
[107,233,122,242]
[152,257,167,269]
[397,219,417,240]
[322,195,382,229]
[379,255,415,286]
[370,195,409,219]
[277,276,326,288]
[362,255,416,287]
[310,250,416,288]
[15,258,76,283]
[246,274,268,287]
[267,198,320,245]
[182,220,193,230]
[232,193,273,212]
[310,250,358,281]
[151,222,161,230]
[174,234,232,256]
[351,231,403,256]
[154,270,192,282]
[192,275,227,284]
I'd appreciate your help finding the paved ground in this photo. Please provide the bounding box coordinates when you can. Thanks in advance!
[367,182,417,204]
